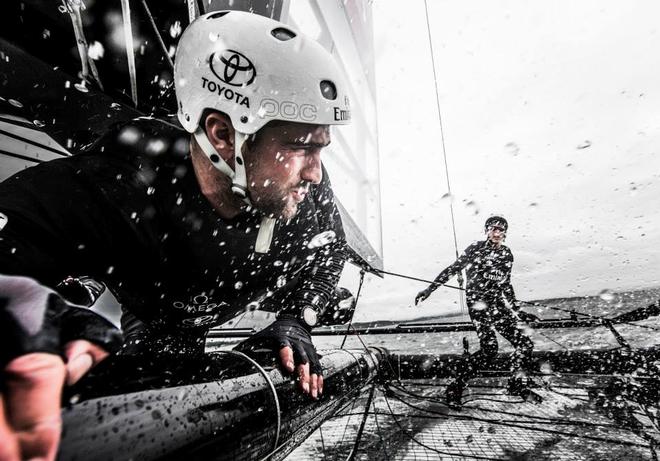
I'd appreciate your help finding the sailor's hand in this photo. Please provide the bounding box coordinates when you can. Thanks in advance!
[516,310,540,323]
[2,341,109,461]
[279,342,323,399]
[0,275,122,460]
[415,287,433,305]
[234,317,323,399]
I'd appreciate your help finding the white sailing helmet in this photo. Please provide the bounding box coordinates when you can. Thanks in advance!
[174,10,352,199]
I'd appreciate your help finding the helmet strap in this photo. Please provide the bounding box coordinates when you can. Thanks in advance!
[193,128,251,204]
[193,128,235,178]
[231,131,249,199]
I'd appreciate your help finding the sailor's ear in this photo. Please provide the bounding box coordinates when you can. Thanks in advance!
[204,112,236,162]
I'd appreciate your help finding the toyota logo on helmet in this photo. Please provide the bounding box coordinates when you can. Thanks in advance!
[209,50,256,87]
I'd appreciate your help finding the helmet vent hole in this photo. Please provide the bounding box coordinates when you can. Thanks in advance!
[209,154,220,163]
[206,11,230,20]
[320,80,337,100]
[271,27,296,41]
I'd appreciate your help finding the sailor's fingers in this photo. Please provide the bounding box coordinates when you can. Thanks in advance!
[0,398,20,460]
[296,362,311,395]
[4,353,66,461]
[310,373,319,400]
[318,375,324,396]
[278,346,295,373]
[63,340,110,386]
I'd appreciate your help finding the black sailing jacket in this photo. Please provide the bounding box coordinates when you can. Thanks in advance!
[432,240,516,306]
[0,119,346,334]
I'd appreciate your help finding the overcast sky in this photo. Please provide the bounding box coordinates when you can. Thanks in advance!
[346,0,660,322]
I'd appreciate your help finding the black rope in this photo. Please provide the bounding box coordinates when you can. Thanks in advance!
[371,403,391,460]
[139,0,175,71]
[345,383,377,461]
[423,0,466,315]
[337,391,360,451]
[371,270,660,333]
[380,387,505,460]
[384,385,650,448]
[340,270,366,349]
[372,268,463,291]
[386,381,618,428]
[319,425,326,460]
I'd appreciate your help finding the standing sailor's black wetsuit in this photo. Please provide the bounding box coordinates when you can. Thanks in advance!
[0,119,347,355]
[430,240,534,380]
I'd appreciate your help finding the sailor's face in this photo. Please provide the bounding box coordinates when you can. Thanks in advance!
[487,226,506,245]
[245,122,330,220]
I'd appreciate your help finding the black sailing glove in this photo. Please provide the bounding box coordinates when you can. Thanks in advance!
[0,275,123,368]
[415,286,436,305]
[234,317,323,375]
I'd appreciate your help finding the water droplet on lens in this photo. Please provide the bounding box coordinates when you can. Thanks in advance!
[599,289,614,301]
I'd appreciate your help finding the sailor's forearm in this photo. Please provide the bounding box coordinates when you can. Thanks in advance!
[287,242,347,314]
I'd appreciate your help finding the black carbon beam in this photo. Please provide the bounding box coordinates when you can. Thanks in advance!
[58,348,385,461]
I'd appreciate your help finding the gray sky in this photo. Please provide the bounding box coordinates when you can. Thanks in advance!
[347,0,660,321]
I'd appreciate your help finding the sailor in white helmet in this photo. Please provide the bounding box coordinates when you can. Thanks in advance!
[0,11,351,460]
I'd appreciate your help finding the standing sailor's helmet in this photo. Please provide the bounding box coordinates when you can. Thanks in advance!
[485,215,508,232]
[174,10,352,135]
[173,10,351,200]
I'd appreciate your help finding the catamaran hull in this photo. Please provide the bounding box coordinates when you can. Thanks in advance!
[59,348,384,461]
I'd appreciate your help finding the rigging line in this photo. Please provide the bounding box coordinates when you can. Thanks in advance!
[374,268,463,291]
[385,390,651,448]
[370,396,391,461]
[214,350,281,457]
[120,0,139,106]
[62,0,104,91]
[263,383,371,461]
[386,382,615,428]
[331,381,378,453]
[379,389,503,460]
[385,390,645,447]
[337,393,361,453]
[642,405,660,432]
[319,425,327,460]
[345,383,377,461]
[139,0,175,71]
[332,385,373,419]
[340,270,366,349]
[342,321,401,388]
[423,0,465,314]
[534,329,571,350]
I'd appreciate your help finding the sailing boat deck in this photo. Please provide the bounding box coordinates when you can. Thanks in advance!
[288,375,658,460]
